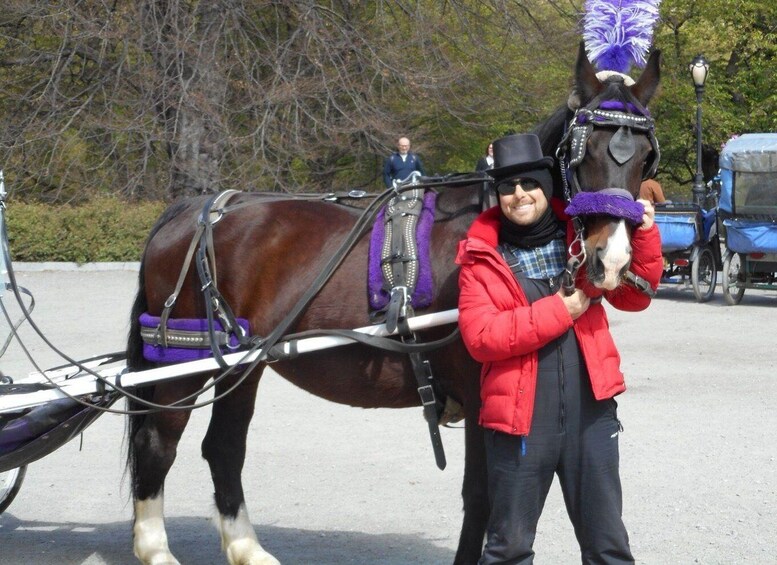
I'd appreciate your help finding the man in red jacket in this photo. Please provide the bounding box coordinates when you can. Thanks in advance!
[456,133,662,564]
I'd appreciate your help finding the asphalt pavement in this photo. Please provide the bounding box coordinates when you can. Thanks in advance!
[0,267,775,564]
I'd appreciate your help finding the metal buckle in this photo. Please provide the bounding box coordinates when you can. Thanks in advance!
[418,384,436,406]
[394,286,409,320]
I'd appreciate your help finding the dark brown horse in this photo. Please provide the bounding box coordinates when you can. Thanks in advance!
[125,45,660,565]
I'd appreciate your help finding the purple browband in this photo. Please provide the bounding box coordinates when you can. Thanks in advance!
[564,191,645,224]
[140,313,251,364]
[598,100,649,114]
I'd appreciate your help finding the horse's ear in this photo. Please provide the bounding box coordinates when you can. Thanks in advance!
[571,41,603,109]
[630,49,661,107]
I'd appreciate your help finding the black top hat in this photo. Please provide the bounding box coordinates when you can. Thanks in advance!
[489,134,555,190]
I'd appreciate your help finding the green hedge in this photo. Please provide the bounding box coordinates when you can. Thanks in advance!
[5,197,166,263]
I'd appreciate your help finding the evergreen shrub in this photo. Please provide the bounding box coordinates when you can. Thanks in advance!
[5,197,166,263]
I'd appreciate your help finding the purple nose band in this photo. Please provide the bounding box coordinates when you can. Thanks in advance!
[564,190,645,224]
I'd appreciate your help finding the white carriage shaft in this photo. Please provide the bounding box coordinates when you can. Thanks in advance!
[0,309,459,414]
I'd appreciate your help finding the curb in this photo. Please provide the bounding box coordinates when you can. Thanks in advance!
[10,262,140,272]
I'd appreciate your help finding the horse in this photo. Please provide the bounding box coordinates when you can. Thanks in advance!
[125,43,661,565]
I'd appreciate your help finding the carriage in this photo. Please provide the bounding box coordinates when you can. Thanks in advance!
[717,133,777,305]
[654,183,722,302]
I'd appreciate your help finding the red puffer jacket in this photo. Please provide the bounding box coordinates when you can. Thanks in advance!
[455,202,662,436]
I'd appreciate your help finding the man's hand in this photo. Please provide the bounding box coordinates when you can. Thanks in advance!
[637,198,655,230]
[559,288,590,320]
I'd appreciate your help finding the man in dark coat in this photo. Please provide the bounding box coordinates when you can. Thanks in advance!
[383,136,425,187]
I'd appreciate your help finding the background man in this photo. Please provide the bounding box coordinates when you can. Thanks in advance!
[383,136,425,187]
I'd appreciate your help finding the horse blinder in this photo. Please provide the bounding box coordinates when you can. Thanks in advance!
[560,106,660,196]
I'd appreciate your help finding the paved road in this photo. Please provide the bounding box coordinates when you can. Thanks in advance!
[1,268,776,564]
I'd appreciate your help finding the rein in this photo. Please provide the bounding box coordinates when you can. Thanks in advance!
[561,217,587,296]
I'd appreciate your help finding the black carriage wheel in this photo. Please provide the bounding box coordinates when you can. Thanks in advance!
[691,246,717,303]
[0,465,27,515]
[722,251,745,306]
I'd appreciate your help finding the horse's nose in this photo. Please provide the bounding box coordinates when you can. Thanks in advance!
[596,243,632,260]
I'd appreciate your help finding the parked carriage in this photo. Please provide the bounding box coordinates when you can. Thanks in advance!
[654,183,722,302]
[718,133,777,305]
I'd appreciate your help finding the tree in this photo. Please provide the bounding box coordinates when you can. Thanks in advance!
[2,1,773,203]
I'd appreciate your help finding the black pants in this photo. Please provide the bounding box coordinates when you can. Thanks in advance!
[479,357,634,564]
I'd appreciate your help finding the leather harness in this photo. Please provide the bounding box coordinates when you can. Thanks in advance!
[143,175,484,470]
[377,177,448,469]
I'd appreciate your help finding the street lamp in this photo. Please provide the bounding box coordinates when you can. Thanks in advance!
[689,54,709,206]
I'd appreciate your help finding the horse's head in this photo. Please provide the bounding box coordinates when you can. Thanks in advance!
[559,42,661,290]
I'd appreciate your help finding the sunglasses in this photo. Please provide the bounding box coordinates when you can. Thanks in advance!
[495,178,541,195]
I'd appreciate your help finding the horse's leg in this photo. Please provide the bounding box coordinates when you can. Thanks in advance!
[201,366,279,565]
[454,391,490,565]
[132,377,207,565]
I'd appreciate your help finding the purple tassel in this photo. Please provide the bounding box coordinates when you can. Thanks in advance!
[583,0,662,73]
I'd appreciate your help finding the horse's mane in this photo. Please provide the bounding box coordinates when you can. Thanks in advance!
[534,106,569,156]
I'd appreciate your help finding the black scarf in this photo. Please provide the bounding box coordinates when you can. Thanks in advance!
[498,207,564,249]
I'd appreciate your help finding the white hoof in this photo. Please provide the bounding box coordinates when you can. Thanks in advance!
[220,504,280,565]
[136,550,181,565]
[226,539,281,565]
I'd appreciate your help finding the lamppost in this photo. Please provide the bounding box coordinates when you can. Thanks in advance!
[690,54,709,206]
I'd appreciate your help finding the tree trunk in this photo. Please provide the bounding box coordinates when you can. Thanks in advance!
[142,0,228,200]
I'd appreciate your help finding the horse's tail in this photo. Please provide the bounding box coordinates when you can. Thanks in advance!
[126,255,151,492]
[125,200,191,492]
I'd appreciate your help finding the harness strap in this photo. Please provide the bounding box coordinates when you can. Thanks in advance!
[195,191,245,369]
[561,217,587,296]
[623,271,656,297]
[396,315,447,471]
[157,224,204,347]
[157,190,241,354]
[265,325,461,360]
[375,186,446,468]
[381,187,425,333]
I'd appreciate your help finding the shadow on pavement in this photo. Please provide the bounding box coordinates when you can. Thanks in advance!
[0,513,456,565]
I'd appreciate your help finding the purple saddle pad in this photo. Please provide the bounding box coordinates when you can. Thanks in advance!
[368,191,436,310]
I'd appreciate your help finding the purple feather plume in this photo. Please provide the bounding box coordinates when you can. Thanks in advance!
[583,0,661,73]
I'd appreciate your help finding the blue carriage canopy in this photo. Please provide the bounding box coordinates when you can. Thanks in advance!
[719,133,777,215]
[719,133,777,253]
